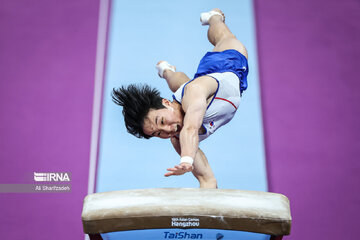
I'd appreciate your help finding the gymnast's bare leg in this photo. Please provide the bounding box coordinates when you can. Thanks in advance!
[163,68,190,93]
[158,8,247,94]
[158,61,191,93]
[207,9,248,57]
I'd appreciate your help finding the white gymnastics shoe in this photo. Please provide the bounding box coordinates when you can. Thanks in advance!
[200,10,225,26]
[156,61,176,78]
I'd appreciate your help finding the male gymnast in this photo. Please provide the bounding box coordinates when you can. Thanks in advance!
[112,9,249,188]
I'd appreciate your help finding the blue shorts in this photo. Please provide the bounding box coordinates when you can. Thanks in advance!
[193,49,249,93]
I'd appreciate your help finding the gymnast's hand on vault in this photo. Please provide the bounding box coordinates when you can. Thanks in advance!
[164,163,194,177]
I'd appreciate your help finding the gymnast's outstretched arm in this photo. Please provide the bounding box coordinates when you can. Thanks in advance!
[166,136,217,188]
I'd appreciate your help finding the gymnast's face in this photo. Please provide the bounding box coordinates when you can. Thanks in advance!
[142,99,183,139]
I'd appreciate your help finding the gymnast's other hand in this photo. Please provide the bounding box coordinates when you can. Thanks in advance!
[165,162,194,177]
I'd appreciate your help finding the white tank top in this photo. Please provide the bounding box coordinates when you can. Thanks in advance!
[172,72,241,142]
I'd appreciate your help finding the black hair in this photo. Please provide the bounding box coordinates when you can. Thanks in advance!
[111,84,165,139]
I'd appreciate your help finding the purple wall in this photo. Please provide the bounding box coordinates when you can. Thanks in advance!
[255,0,360,239]
[0,1,100,239]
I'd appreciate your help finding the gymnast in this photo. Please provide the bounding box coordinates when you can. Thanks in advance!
[112,9,249,188]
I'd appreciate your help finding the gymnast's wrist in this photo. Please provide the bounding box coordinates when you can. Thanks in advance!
[180,156,194,165]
